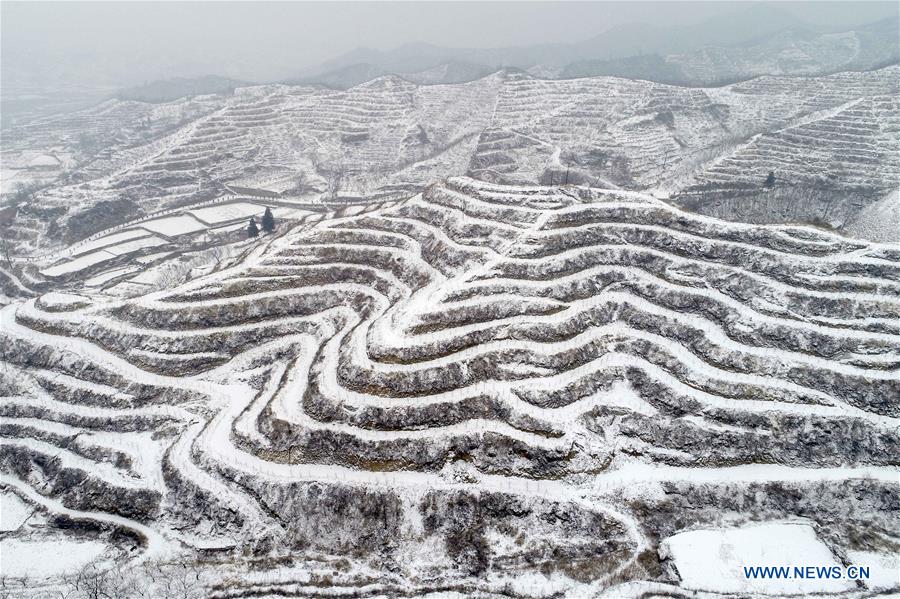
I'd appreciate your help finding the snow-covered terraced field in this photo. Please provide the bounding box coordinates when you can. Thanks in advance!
[1,177,897,596]
[28,198,321,284]
[9,65,898,259]
[690,94,900,190]
[477,66,900,191]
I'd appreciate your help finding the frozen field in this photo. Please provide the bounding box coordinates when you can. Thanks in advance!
[0,492,32,531]
[0,538,108,579]
[69,229,150,257]
[40,249,119,277]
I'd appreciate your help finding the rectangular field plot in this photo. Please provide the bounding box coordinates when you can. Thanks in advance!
[84,266,139,287]
[71,229,150,257]
[138,214,208,238]
[102,235,167,256]
[662,522,853,595]
[41,250,115,277]
[188,202,267,225]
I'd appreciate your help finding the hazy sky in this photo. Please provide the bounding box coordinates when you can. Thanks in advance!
[2,1,897,90]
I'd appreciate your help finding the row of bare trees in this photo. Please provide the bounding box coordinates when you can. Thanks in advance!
[1,560,206,599]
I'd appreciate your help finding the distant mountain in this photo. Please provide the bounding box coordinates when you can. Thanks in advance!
[558,3,811,62]
[563,18,899,84]
[302,6,897,88]
[116,75,250,103]
[285,63,390,90]
[403,61,498,86]
[308,4,806,75]
[7,63,897,256]
[289,60,499,90]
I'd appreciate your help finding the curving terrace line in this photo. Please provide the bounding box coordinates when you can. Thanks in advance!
[1,176,898,568]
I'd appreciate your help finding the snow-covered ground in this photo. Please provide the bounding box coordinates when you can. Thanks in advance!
[846,189,900,243]
[1,177,897,596]
[0,492,32,532]
[27,198,316,284]
[6,65,896,259]
[83,266,139,288]
[0,538,109,578]
[1,51,898,597]
[844,550,900,591]
[69,230,150,257]
[136,214,208,238]
[661,522,853,594]
[40,251,117,277]
[188,202,268,225]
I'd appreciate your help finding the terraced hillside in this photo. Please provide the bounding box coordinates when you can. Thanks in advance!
[672,72,900,225]
[477,66,899,190]
[692,96,899,188]
[2,76,502,256]
[4,66,898,257]
[2,178,897,596]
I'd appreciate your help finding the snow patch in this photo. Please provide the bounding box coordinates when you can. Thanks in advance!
[845,550,899,591]
[602,380,658,416]
[138,214,208,238]
[36,292,90,310]
[0,538,108,578]
[0,493,32,532]
[661,521,853,594]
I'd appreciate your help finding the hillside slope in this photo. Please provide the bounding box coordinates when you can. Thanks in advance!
[3,66,898,258]
[1,178,897,595]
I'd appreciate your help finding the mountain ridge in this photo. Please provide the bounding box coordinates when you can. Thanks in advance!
[301,9,897,88]
[3,64,897,264]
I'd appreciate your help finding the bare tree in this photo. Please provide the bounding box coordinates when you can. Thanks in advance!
[327,162,347,200]
[1,236,14,269]
[58,559,204,599]
[658,146,673,185]
[71,564,114,599]
[291,170,308,195]
[155,563,204,599]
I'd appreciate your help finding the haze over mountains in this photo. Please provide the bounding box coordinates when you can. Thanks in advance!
[301,5,898,88]
[2,2,897,125]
